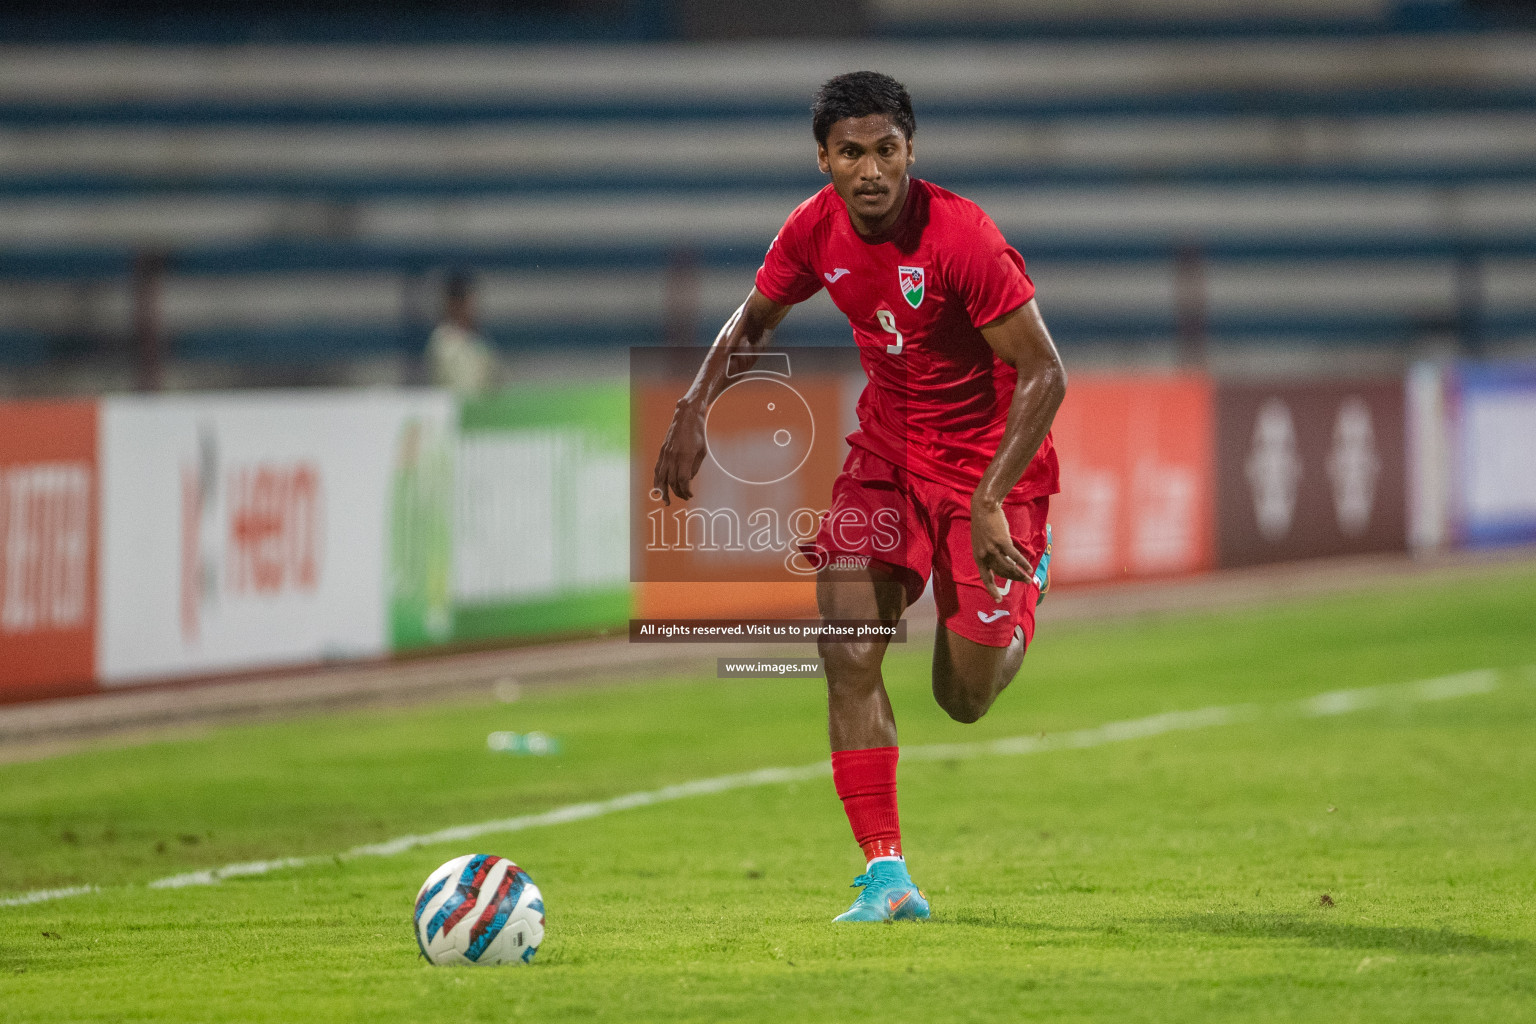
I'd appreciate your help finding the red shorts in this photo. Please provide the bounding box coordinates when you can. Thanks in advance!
[810,447,1050,648]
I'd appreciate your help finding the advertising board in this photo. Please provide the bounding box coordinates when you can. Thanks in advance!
[1453,363,1536,548]
[0,401,97,698]
[1215,380,1406,567]
[98,391,455,685]
[450,385,631,643]
[1048,375,1215,585]
[629,349,860,619]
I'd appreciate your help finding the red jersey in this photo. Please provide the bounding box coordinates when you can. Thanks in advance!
[755,178,1059,503]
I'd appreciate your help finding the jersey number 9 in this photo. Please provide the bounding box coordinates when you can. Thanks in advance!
[876,310,904,355]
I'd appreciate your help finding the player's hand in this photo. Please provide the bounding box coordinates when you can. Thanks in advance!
[652,398,708,504]
[970,501,1032,603]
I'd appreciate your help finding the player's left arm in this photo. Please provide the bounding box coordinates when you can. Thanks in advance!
[972,299,1067,602]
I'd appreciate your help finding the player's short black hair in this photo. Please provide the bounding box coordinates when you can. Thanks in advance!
[811,71,915,148]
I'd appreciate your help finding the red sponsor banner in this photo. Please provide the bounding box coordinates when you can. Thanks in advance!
[0,401,98,699]
[631,371,831,618]
[631,377,847,585]
[630,349,856,620]
[1049,375,1216,585]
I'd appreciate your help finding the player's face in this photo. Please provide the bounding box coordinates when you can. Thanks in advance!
[817,115,915,236]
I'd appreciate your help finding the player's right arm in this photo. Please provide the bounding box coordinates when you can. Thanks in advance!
[651,288,792,504]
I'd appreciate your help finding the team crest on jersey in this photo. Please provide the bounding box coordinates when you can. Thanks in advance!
[898,266,925,309]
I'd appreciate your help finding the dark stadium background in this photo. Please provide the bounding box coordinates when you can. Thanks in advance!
[0,0,1532,698]
[2,8,1535,1021]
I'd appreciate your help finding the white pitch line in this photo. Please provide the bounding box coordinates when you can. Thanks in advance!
[145,765,835,889]
[0,884,99,908]
[1,668,1506,908]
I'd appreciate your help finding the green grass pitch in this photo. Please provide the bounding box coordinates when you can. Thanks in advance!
[3,565,1535,1022]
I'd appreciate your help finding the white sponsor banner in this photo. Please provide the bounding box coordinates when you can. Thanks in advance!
[1463,390,1536,534]
[99,390,454,685]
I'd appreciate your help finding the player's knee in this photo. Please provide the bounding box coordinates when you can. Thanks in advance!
[933,682,993,724]
[820,637,884,681]
[931,631,1023,723]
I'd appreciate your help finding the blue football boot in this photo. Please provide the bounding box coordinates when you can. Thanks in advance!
[1033,523,1052,604]
[833,859,930,923]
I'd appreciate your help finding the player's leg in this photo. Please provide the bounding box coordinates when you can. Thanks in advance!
[818,560,931,922]
[810,448,935,922]
[928,494,1050,724]
[817,561,910,751]
[931,619,1027,724]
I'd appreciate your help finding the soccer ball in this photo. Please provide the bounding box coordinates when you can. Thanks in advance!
[413,854,545,966]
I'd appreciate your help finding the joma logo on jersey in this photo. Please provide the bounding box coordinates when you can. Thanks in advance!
[898,266,925,309]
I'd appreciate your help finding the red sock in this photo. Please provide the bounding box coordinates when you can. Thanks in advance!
[831,746,902,862]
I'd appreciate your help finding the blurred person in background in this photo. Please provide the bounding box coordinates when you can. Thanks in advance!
[427,271,500,395]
